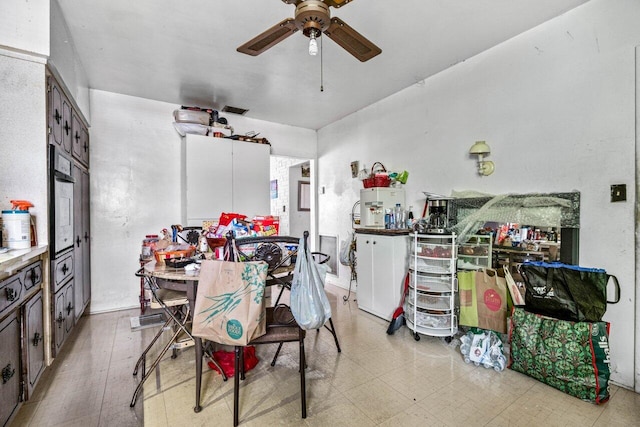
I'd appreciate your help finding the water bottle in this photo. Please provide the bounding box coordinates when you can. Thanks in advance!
[394,204,403,229]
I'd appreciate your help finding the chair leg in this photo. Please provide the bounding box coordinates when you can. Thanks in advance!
[271,342,284,367]
[324,318,342,353]
[130,326,182,407]
[299,338,307,419]
[133,315,173,376]
[234,346,241,427]
[240,346,246,381]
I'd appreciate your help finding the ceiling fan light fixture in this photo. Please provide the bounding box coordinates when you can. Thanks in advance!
[308,29,318,56]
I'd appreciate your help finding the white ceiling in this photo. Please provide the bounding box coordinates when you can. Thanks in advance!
[57,0,589,130]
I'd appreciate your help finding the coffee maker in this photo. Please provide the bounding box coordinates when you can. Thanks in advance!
[423,192,453,234]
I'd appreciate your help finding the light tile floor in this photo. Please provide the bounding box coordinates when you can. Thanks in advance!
[12,283,640,426]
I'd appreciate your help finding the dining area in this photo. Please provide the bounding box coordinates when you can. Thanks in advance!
[128,232,341,425]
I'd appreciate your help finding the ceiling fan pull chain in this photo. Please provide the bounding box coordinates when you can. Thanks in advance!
[320,34,324,92]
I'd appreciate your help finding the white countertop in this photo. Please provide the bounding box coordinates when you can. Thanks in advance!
[0,245,48,275]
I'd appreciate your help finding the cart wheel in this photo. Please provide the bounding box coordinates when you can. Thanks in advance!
[474,362,480,367]
[445,336,452,344]
[414,332,420,341]
[464,357,471,364]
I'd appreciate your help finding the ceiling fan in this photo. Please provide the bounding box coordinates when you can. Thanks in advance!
[237,0,381,62]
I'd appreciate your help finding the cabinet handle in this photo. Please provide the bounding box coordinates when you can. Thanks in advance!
[365,240,370,244]
[2,363,15,384]
[57,312,64,327]
[83,141,88,153]
[62,263,68,274]
[64,120,70,135]
[33,332,42,347]
[76,236,81,247]
[54,109,61,124]
[66,302,74,315]
[84,231,89,242]
[5,287,17,302]
[373,241,377,245]
[30,269,39,284]
[75,131,80,142]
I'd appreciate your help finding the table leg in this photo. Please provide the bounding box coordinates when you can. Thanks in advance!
[187,281,203,413]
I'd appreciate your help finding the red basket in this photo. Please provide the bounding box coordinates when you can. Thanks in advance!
[362,162,390,188]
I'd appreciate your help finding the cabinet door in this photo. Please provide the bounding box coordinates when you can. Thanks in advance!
[71,111,83,161]
[49,78,63,148]
[64,282,75,334]
[81,126,90,167]
[72,164,90,318]
[61,97,73,154]
[355,235,373,312]
[53,288,66,353]
[185,135,233,226]
[24,290,45,399]
[356,234,408,320]
[232,140,270,218]
[0,312,21,427]
[371,236,407,320]
[81,169,91,309]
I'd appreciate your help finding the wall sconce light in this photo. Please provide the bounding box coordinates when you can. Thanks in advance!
[469,140,495,176]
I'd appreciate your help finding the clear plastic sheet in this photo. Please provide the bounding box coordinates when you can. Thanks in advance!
[450,192,574,245]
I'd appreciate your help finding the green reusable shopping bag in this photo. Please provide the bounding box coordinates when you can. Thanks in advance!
[458,270,478,327]
[509,307,611,404]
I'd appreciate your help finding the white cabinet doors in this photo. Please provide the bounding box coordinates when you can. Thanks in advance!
[185,135,270,226]
[231,139,270,219]
[356,234,408,320]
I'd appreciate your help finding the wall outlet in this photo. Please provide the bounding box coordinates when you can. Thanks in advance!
[610,184,626,202]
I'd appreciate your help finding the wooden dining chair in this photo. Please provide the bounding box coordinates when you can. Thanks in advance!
[232,304,306,426]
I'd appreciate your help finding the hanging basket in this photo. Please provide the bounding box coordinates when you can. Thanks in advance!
[363,162,391,188]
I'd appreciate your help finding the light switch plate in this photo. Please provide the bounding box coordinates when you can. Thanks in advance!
[610,184,626,202]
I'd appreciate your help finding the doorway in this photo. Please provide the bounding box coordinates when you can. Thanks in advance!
[270,156,314,240]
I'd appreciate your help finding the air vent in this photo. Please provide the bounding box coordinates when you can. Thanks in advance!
[221,105,249,115]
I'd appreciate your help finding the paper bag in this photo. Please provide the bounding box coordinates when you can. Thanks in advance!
[475,268,507,334]
[192,259,268,346]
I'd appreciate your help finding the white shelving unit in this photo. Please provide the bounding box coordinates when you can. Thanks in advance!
[457,234,492,270]
[406,233,458,341]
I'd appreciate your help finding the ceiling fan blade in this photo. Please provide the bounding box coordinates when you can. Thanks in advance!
[323,0,354,8]
[237,18,298,56]
[324,17,381,62]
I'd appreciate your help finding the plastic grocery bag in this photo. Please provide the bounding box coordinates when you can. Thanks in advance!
[290,236,332,330]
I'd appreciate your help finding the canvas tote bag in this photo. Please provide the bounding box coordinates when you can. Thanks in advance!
[192,258,268,346]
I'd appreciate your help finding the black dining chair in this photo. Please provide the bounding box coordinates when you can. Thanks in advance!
[231,304,306,426]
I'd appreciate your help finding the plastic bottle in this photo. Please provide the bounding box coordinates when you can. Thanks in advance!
[407,206,414,229]
[394,203,403,229]
[384,209,391,229]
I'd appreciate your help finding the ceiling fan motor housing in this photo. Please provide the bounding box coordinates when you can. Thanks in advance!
[295,1,331,37]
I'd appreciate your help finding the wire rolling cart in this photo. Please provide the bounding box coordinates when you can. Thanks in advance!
[406,233,458,342]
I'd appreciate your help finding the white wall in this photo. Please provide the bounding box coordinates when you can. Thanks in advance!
[317,0,639,390]
[89,91,317,313]
[0,54,48,244]
[0,0,49,57]
[49,0,90,122]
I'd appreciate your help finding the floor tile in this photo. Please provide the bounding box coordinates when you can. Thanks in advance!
[10,283,640,427]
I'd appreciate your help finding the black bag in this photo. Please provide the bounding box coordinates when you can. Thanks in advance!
[520,262,620,322]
